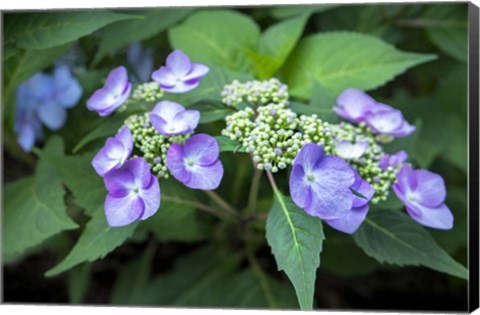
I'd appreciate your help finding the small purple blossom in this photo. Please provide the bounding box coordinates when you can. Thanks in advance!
[393,164,453,230]
[335,140,368,159]
[149,101,200,136]
[92,126,133,176]
[86,66,132,117]
[379,150,408,171]
[151,50,209,94]
[289,143,356,220]
[334,88,415,138]
[166,134,224,190]
[103,157,160,227]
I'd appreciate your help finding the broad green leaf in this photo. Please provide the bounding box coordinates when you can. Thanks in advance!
[68,263,91,304]
[35,139,105,215]
[215,135,246,153]
[110,245,155,305]
[425,5,468,63]
[352,210,468,279]
[3,141,78,258]
[190,101,236,124]
[282,32,436,98]
[269,4,339,19]
[93,8,192,64]
[247,14,308,79]
[4,10,136,50]
[265,190,324,310]
[139,180,210,242]
[46,210,138,277]
[168,10,260,73]
[291,81,340,122]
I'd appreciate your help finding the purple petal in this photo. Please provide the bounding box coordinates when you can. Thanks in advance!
[334,88,376,122]
[123,157,153,189]
[166,50,192,77]
[166,144,192,184]
[379,150,408,170]
[92,142,124,177]
[183,64,209,81]
[17,124,36,152]
[151,66,177,88]
[151,101,185,122]
[53,65,83,108]
[389,120,416,137]
[36,99,67,131]
[335,140,368,159]
[116,126,133,158]
[326,204,369,234]
[149,114,171,135]
[174,109,200,133]
[105,193,145,227]
[393,164,418,198]
[86,88,116,114]
[138,175,161,221]
[103,168,135,197]
[293,143,324,174]
[365,109,404,134]
[406,203,453,230]
[161,80,201,94]
[183,134,218,166]
[104,66,129,95]
[182,160,224,190]
[26,73,54,101]
[289,164,312,209]
[351,174,374,208]
[414,170,446,207]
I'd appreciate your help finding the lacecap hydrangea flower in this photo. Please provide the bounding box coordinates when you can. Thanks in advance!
[15,65,83,152]
[393,164,453,229]
[92,126,133,176]
[87,66,132,116]
[103,157,160,227]
[290,143,375,234]
[334,88,415,138]
[149,101,200,136]
[166,134,224,190]
[151,50,209,93]
[379,150,408,171]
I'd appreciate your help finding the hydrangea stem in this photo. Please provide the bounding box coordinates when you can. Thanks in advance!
[266,170,279,194]
[246,168,262,215]
[204,190,238,217]
[162,195,233,219]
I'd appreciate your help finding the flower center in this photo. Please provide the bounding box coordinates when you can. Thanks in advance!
[306,174,315,182]
[407,192,418,202]
[186,159,195,167]
[133,186,140,194]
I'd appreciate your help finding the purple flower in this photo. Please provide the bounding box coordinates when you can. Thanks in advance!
[335,140,369,159]
[166,134,223,190]
[127,43,154,83]
[92,126,133,176]
[325,169,374,234]
[334,88,415,138]
[86,66,132,117]
[149,101,200,136]
[379,150,408,171]
[393,164,453,230]
[151,50,209,94]
[289,143,356,220]
[104,157,160,227]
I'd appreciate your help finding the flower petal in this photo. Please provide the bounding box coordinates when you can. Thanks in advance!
[17,124,36,153]
[36,99,67,131]
[183,134,218,166]
[293,143,324,174]
[123,157,153,189]
[166,50,192,77]
[365,109,404,134]
[139,175,161,221]
[334,88,376,122]
[105,193,145,227]
[104,66,129,95]
[103,167,135,197]
[162,81,200,94]
[289,164,312,209]
[351,176,374,208]
[116,126,133,159]
[335,140,368,159]
[151,101,185,122]
[183,160,224,190]
[183,64,209,81]
[166,143,192,184]
[151,66,177,88]
[326,204,369,234]
[92,143,123,177]
[414,170,446,207]
[174,109,200,134]
[406,203,453,230]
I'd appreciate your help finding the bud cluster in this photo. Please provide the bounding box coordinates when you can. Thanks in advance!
[124,113,190,178]
[330,122,398,203]
[221,78,289,107]
[132,82,165,103]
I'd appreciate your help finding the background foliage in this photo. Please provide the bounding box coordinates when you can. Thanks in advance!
[3,3,469,311]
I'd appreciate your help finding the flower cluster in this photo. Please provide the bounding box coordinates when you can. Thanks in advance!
[221,78,289,107]
[89,50,223,227]
[15,65,83,152]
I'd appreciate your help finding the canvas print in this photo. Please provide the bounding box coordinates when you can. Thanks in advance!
[2,2,475,311]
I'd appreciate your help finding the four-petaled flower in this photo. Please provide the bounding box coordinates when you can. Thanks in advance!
[379,150,408,171]
[166,134,224,190]
[87,66,132,116]
[393,164,453,230]
[149,101,200,136]
[334,88,415,138]
[152,50,209,93]
[335,140,369,160]
[92,126,133,176]
[103,157,161,227]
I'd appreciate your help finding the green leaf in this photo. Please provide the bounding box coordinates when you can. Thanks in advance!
[269,4,339,19]
[93,8,192,64]
[265,190,324,310]
[352,210,468,279]
[68,263,91,304]
[139,180,210,242]
[35,139,105,215]
[384,118,422,154]
[190,101,236,124]
[46,210,138,277]
[291,81,340,122]
[425,4,468,63]
[282,32,436,98]
[4,10,136,50]
[247,14,308,79]
[168,10,260,73]
[110,244,155,305]
[3,140,78,258]
[215,135,246,153]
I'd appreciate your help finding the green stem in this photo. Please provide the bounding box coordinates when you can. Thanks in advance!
[246,168,262,215]
[266,170,279,194]
[162,195,232,219]
[204,190,238,217]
